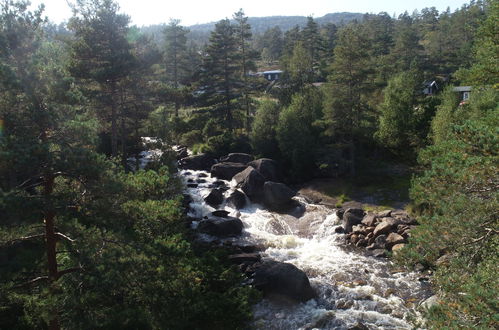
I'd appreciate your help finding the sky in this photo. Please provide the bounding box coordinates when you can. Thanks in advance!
[29,0,471,26]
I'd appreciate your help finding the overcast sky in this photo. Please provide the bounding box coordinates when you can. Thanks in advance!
[29,0,471,26]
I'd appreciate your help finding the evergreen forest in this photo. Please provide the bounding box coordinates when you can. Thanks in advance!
[0,0,497,328]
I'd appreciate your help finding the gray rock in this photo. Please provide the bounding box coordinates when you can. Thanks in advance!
[367,249,387,258]
[361,213,377,227]
[253,261,316,302]
[263,181,295,208]
[248,158,281,182]
[220,153,254,164]
[233,167,266,200]
[373,219,395,237]
[227,190,247,209]
[228,253,261,264]
[211,210,230,217]
[386,232,406,249]
[178,153,215,171]
[197,215,243,237]
[342,208,365,233]
[210,162,248,180]
[204,189,224,207]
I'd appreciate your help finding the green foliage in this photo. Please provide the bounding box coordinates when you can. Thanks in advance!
[397,88,499,328]
[456,0,499,86]
[276,87,323,179]
[250,99,281,158]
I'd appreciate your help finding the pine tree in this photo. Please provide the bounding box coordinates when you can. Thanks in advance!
[233,9,257,133]
[67,0,136,157]
[163,19,190,117]
[198,19,241,130]
[322,24,374,176]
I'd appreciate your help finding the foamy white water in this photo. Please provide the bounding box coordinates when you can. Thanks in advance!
[181,169,430,330]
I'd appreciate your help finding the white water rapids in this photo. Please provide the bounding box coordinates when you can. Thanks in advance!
[182,169,431,330]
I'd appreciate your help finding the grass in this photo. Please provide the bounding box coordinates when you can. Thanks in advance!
[322,171,412,209]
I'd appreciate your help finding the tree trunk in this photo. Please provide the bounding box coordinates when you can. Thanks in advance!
[110,83,118,157]
[43,174,61,330]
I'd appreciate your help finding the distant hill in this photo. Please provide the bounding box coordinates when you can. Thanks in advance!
[189,12,363,35]
[141,12,364,46]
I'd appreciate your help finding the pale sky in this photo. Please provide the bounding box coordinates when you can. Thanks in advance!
[30,0,470,26]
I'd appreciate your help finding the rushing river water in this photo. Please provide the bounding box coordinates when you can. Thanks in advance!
[181,168,431,330]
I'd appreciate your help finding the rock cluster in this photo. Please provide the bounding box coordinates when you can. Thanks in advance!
[337,208,417,257]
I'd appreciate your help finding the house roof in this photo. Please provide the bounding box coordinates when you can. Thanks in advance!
[262,70,283,74]
[453,86,472,92]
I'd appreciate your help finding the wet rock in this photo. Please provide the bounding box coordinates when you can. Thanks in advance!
[176,147,188,160]
[182,194,192,209]
[198,173,208,178]
[342,208,365,233]
[348,322,369,330]
[178,153,215,171]
[227,190,247,209]
[187,178,194,183]
[211,180,226,188]
[367,234,386,250]
[335,208,345,219]
[228,253,261,264]
[386,233,406,249]
[210,162,248,180]
[361,213,377,227]
[197,215,243,237]
[233,167,265,200]
[196,178,207,183]
[367,249,387,258]
[187,183,198,188]
[248,158,281,182]
[211,210,230,217]
[204,189,224,207]
[336,299,354,309]
[220,153,254,164]
[334,226,345,233]
[252,261,316,302]
[263,181,295,209]
[356,238,368,247]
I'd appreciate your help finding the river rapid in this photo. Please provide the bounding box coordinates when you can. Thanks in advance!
[182,168,431,330]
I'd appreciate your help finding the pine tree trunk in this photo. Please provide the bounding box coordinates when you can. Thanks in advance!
[110,83,118,157]
[43,174,61,330]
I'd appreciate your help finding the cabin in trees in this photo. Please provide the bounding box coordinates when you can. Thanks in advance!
[260,70,283,81]
[423,80,439,95]
[453,86,472,102]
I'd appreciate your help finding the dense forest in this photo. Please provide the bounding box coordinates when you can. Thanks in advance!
[0,0,497,329]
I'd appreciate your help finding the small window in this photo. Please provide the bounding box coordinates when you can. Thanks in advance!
[463,91,470,100]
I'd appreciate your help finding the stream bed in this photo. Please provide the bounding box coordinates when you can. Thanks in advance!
[181,168,432,330]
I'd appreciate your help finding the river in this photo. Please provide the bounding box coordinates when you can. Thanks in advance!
[182,167,431,330]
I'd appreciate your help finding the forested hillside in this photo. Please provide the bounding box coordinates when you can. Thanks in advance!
[1,0,497,328]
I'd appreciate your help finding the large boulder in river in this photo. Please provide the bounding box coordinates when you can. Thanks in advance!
[204,189,224,207]
[342,208,365,233]
[248,158,281,182]
[252,261,316,302]
[227,190,247,209]
[263,181,295,209]
[210,162,248,180]
[220,153,254,164]
[178,153,215,171]
[197,215,243,237]
[233,167,265,201]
